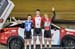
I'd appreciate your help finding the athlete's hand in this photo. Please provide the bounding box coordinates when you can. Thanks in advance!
[52,7,55,11]
[12,17,15,19]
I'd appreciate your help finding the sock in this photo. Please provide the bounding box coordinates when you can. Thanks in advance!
[41,45,42,49]
[34,45,36,49]
[29,45,31,49]
[45,45,47,48]
[24,47,26,49]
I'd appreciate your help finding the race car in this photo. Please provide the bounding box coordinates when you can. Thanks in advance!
[0,21,75,49]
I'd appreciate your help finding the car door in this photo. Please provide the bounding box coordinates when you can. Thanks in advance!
[51,24,60,45]
[0,29,5,43]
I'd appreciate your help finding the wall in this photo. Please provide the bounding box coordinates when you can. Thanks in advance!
[10,0,75,20]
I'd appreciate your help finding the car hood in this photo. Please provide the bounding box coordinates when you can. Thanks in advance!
[65,28,75,32]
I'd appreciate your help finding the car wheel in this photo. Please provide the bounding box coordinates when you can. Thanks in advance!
[9,38,24,49]
[62,38,75,49]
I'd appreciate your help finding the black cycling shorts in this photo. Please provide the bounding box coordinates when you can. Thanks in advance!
[44,30,51,38]
[24,31,31,39]
[33,28,42,36]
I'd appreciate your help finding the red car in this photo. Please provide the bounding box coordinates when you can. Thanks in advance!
[0,22,75,49]
[0,0,75,49]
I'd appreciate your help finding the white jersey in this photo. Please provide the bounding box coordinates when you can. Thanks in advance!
[35,16,41,28]
[33,16,43,28]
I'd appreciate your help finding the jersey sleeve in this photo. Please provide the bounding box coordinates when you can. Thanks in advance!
[24,21,26,28]
[41,16,45,28]
[42,17,45,22]
[32,17,35,28]
[31,21,34,28]
[50,18,52,24]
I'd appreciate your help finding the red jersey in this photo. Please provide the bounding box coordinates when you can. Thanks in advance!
[32,16,44,28]
[44,18,51,30]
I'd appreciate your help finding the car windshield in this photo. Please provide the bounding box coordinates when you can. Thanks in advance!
[0,0,8,17]
[4,22,24,28]
[0,0,2,2]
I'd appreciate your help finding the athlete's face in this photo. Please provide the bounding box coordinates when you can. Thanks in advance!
[36,11,40,15]
[44,14,48,19]
[28,16,31,20]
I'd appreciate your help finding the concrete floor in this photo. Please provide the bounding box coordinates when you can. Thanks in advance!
[0,44,8,49]
[0,44,74,49]
[0,44,64,49]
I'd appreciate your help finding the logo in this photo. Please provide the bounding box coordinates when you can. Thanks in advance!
[0,18,4,23]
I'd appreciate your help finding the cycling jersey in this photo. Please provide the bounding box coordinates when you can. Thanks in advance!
[44,18,51,30]
[32,16,44,28]
[24,20,32,32]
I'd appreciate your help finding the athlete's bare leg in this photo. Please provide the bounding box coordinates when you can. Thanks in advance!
[29,39,31,49]
[39,36,42,49]
[24,39,27,49]
[48,38,52,48]
[44,38,47,48]
[33,36,37,49]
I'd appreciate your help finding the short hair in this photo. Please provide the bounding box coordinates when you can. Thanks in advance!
[27,14,32,16]
[36,9,40,11]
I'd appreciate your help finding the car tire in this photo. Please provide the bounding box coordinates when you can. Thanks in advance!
[62,38,75,49]
[9,38,24,49]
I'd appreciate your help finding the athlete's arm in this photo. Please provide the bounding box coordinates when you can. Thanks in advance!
[51,7,56,22]
[31,22,34,29]
[24,21,26,29]
[42,16,45,29]
[12,17,18,23]
[12,17,23,24]
[32,17,35,28]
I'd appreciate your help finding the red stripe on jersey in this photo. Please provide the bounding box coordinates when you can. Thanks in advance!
[32,16,44,28]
